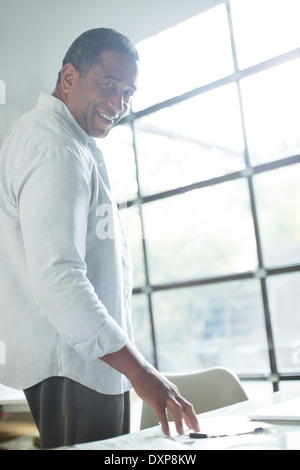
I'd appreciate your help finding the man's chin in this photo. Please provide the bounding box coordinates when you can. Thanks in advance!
[92,128,111,139]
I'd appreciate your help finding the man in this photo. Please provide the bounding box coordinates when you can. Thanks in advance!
[0,28,199,448]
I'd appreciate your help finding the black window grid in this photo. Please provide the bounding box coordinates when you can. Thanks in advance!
[117,1,300,391]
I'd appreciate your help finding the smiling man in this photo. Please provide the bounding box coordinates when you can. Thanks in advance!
[0,28,199,449]
[54,49,137,138]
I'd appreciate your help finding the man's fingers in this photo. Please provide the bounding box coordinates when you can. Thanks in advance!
[181,400,200,432]
[167,397,200,436]
[166,397,185,435]
[153,400,184,436]
[131,367,200,437]
[155,407,171,436]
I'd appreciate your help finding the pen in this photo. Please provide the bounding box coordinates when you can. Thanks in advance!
[189,432,211,439]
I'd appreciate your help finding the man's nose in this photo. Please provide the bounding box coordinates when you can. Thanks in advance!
[108,91,125,116]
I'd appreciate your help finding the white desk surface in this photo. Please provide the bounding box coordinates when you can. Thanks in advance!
[0,384,29,412]
[59,386,300,451]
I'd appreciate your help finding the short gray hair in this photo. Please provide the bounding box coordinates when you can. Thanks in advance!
[57,28,139,84]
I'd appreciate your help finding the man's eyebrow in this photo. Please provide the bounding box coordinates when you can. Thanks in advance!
[103,74,121,82]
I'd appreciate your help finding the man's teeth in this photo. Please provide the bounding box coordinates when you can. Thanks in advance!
[97,111,114,121]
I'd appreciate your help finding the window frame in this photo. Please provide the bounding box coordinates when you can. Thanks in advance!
[116,0,300,391]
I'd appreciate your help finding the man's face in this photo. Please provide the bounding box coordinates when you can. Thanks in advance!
[64,50,138,138]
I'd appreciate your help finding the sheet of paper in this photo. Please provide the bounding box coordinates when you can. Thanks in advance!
[58,414,272,450]
[61,432,191,450]
[171,414,271,442]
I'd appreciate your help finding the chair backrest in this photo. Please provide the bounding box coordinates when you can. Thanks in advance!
[140,366,248,430]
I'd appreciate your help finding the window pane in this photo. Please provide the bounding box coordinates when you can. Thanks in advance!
[96,124,138,204]
[241,59,300,165]
[254,164,300,267]
[279,381,300,392]
[152,280,269,374]
[143,179,258,284]
[133,4,234,111]
[243,381,273,400]
[119,205,146,288]
[135,83,245,196]
[267,272,300,373]
[131,293,154,364]
[231,0,300,69]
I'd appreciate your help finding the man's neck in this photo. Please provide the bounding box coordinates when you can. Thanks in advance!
[52,84,67,106]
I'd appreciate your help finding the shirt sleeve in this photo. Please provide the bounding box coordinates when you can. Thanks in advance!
[17,145,128,362]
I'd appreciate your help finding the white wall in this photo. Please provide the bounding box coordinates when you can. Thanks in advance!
[0,0,222,142]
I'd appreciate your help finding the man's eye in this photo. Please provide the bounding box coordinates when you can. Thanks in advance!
[103,82,113,88]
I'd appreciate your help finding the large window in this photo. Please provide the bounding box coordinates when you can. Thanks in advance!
[98,0,300,392]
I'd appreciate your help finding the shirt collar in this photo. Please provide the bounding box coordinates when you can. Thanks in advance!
[36,93,95,148]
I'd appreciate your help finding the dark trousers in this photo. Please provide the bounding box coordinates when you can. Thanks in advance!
[24,377,130,449]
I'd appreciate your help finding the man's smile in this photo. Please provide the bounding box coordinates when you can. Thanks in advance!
[96,109,119,126]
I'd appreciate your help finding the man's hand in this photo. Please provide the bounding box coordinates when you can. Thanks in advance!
[100,341,200,436]
[130,364,200,436]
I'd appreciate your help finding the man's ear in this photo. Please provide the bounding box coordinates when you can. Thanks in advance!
[60,63,78,94]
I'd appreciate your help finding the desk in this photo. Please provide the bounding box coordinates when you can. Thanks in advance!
[61,387,300,451]
[0,384,29,413]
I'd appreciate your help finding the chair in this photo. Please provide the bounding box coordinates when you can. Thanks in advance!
[140,366,248,430]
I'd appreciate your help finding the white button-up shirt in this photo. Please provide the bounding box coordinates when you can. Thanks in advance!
[0,93,134,394]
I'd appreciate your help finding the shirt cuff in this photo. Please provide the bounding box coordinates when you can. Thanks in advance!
[70,315,129,362]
